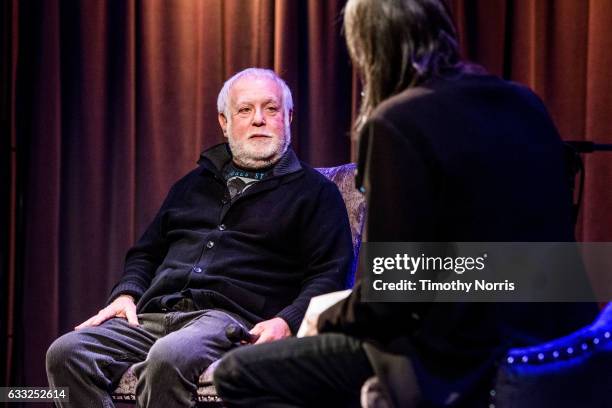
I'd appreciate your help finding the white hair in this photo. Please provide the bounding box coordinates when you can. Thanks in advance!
[217,68,294,118]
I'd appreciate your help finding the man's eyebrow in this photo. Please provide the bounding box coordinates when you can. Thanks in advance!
[234,97,280,106]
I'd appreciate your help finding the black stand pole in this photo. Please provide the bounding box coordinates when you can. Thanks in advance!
[564,141,612,225]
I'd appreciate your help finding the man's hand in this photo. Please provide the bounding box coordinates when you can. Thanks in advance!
[75,294,139,330]
[249,317,291,344]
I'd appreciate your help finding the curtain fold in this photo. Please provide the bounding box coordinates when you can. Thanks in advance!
[1,0,19,388]
[4,0,612,388]
[15,0,63,388]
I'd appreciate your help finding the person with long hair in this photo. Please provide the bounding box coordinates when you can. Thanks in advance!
[214,1,598,406]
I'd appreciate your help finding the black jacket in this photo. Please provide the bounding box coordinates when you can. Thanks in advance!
[108,143,354,333]
[318,74,598,406]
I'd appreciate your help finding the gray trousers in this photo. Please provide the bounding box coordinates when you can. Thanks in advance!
[46,309,251,408]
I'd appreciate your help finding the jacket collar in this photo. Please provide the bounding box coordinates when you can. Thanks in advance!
[197,143,302,178]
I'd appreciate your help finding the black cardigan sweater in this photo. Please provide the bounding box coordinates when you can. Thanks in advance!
[107,143,353,333]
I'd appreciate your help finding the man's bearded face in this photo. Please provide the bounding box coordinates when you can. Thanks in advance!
[221,76,291,169]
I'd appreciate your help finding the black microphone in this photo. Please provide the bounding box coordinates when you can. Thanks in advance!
[225,323,259,344]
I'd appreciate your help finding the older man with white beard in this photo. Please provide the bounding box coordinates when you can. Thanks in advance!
[46,68,353,408]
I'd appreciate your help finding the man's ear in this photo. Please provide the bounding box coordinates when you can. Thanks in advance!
[218,113,228,138]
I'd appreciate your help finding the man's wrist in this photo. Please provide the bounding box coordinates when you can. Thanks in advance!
[271,316,293,336]
[117,294,135,302]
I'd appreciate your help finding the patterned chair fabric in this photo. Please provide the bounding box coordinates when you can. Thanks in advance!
[112,163,365,405]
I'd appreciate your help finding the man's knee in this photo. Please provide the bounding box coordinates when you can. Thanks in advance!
[46,331,85,375]
[142,337,196,375]
[142,326,228,378]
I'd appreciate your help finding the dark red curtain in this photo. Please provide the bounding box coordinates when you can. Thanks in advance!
[450,0,612,295]
[3,0,612,390]
[1,0,19,392]
[6,0,353,389]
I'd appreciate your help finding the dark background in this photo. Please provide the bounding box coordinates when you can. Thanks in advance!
[2,0,611,391]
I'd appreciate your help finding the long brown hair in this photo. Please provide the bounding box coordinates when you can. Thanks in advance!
[344,0,464,133]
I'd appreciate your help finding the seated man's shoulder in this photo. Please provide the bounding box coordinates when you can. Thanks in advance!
[298,162,340,190]
[174,166,204,187]
[161,166,207,202]
[296,163,351,213]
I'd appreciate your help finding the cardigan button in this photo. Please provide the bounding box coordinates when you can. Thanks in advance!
[218,224,226,231]
[206,241,215,249]
[193,266,203,273]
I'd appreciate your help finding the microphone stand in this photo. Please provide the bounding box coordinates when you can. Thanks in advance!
[564,141,612,225]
